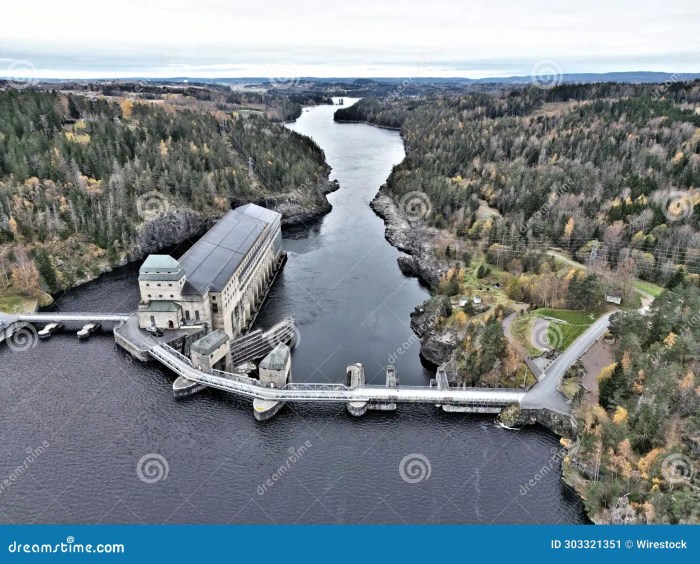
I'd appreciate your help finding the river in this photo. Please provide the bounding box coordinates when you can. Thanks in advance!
[0,99,586,524]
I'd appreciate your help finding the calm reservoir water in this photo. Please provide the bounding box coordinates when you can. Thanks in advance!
[0,99,586,524]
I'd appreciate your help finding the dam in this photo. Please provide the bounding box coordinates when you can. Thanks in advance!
[0,98,587,524]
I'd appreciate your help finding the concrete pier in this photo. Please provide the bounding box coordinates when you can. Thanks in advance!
[173,377,207,399]
[346,363,368,416]
[368,364,397,411]
[253,343,292,421]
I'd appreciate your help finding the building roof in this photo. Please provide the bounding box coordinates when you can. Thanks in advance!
[191,329,229,355]
[138,255,185,282]
[177,204,281,295]
[140,301,182,313]
[260,343,290,371]
[236,203,282,226]
[141,255,181,270]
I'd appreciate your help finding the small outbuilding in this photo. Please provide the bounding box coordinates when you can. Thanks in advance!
[259,343,292,388]
[190,329,230,372]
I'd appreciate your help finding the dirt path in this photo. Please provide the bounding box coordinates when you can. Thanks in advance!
[579,340,614,404]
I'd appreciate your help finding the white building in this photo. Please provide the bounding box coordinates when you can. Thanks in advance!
[138,203,283,337]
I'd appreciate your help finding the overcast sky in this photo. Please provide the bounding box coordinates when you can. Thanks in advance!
[1,0,699,79]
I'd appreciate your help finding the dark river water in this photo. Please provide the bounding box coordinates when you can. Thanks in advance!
[0,99,586,524]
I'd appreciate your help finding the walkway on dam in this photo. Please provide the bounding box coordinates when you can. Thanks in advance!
[0,311,131,325]
[1,307,618,416]
[149,343,525,408]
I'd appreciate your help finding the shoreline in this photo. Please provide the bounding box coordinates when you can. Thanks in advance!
[370,182,589,519]
[333,118,402,132]
[22,179,339,311]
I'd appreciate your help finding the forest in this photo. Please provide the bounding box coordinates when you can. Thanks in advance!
[335,82,700,287]
[570,284,700,524]
[339,84,700,522]
[0,89,330,301]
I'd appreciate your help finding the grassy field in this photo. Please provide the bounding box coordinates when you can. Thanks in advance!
[0,294,27,313]
[634,279,665,298]
[509,314,543,357]
[533,308,599,351]
[533,308,598,325]
[552,323,590,350]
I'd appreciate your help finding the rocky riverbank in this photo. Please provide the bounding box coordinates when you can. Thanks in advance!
[234,179,340,227]
[370,186,447,287]
[370,186,459,365]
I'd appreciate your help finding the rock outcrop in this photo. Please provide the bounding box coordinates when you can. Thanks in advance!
[370,187,447,287]
[231,179,340,227]
[409,299,457,365]
[498,404,577,438]
[372,186,455,365]
[132,207,212,259]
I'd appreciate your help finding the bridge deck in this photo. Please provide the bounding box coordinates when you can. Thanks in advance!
[149,344,524,406]
[5,312,132,323]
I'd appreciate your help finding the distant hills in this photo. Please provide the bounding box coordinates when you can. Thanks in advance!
[33,72,700,86]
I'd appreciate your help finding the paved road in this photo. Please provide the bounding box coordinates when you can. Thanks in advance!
[521,312,613,414]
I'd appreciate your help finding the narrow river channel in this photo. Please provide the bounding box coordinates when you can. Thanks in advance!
[0,99,587,524]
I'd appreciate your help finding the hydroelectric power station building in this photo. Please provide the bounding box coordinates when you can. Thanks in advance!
[137,203,283,339]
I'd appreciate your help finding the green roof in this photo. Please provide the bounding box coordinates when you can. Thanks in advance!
[140,255,182,271]
[139,255,185,282]
[192,329,229,355]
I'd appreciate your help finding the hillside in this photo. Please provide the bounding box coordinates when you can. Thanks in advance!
[0,89,333,307]
[336,82,700,287]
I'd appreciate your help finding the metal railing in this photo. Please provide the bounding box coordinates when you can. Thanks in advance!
[148,343,525,406]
